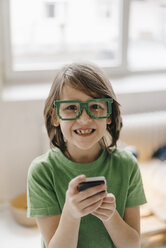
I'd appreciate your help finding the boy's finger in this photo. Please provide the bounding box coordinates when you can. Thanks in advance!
[68,175,86,194]
[79,184,106,200]
[103,193,115,203]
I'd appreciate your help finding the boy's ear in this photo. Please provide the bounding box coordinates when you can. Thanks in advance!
[51,108,60,127]
[53,119,60,127]
[106,117,111,125]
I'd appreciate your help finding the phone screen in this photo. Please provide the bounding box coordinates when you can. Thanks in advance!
[78,176,106,192]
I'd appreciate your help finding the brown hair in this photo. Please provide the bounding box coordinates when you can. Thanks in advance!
[44,62,122,153]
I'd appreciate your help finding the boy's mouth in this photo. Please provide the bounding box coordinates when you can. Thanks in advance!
[74,128,95,135]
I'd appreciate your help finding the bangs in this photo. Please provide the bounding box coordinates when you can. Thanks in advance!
[64,81,101,99]
[61,66,110,99]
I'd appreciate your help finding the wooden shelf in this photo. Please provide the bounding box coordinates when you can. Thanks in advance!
[141,204,166,248]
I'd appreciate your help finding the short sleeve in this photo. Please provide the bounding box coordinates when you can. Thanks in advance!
[126,158,147,207]
[27,161,61,217]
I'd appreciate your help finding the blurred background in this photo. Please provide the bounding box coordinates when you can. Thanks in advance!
[0,0,166,247]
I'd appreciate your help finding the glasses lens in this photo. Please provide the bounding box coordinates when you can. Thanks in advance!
[88,100,109,118]
[59,102,80,119]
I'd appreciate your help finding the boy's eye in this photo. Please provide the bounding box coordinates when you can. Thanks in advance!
[91,104,102,110]
[66,105,78,111]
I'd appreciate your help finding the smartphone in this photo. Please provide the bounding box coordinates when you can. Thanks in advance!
[78,176,106,192]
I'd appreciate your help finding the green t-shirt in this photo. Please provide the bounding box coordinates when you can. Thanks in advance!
[27,147,146,248]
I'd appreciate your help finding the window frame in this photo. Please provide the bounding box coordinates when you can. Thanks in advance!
[1,0,166,85]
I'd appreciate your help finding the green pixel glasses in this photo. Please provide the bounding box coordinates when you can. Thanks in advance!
[53,98,113,120]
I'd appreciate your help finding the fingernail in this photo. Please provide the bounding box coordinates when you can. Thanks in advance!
[79,174,86,179]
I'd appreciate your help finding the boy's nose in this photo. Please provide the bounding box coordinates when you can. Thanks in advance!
[78,108,91,121]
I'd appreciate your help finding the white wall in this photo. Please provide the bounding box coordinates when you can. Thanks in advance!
[0,100,47,202]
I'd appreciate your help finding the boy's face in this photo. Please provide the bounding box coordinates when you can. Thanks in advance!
[54,84,111,158]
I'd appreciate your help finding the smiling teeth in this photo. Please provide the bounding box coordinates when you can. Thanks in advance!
[76,129,93,134]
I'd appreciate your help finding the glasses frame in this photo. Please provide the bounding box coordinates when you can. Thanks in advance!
[53,98,113,120]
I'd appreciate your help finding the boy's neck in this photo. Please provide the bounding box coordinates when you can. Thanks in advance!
[65,144,102,163]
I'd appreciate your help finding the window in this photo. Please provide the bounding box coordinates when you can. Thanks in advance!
[8,0,120,71]
[128,0,166,71]
[1,0,166,84]
[46,2,56,18]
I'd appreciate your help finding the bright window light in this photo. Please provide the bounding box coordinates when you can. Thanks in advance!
[128,0,166,70]
[10,0,121,71]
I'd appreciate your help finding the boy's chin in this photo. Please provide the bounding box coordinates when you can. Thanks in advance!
[72,142,101,152]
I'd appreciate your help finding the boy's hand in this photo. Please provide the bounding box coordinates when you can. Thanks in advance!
[92,193,116,222]
[64,175,107,220]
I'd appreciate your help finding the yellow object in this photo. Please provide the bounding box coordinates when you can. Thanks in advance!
[10,193,36,227]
